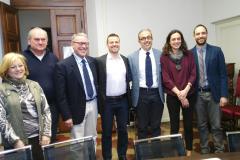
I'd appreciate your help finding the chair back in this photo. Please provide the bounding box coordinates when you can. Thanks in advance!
[226,131,240,152]
[42,136,96,160]
[0,145,33,160]
[134,134,186,160]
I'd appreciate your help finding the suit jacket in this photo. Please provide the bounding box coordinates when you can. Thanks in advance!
[128,48,165,107]
[191,43,228,102]
[54,55,98,125]
[96,54,132,114]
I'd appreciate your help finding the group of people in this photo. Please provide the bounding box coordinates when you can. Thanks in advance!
[0,24,228,160]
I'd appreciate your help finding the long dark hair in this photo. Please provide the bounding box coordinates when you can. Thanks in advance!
[162,29,188,55]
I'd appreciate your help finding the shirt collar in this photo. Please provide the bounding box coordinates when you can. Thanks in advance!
[107,53,121,60]
[73,53,87,64]
[197,43,207,52]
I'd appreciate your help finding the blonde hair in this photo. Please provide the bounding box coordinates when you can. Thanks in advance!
[0,52,29,79]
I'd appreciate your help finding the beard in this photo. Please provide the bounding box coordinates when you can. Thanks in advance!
[196,38,206,46]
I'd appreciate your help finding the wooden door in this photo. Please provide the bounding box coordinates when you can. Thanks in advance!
[50,8,86,59]
[0,2,21,54]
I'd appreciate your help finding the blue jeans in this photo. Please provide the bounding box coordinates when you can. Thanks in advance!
[101,96,129,159]
[195,92,224,153]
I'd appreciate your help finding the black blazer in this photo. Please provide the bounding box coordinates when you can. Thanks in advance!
[96,54,132,114]
[54,55,98,125]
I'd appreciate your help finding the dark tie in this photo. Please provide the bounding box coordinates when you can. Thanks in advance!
[82,59,94,98]
[145,52,153,88]
[198,48,205,87]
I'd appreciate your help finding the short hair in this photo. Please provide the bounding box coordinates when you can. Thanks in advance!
[162,29,188,55]
[138,28,153,40]
[27,27,48,40]
[106,33,120,44]
[71,32,88,42]
[0,52,29,79]
[193,24,208,35]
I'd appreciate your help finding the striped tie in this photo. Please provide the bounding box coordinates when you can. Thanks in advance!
[198,48,205,87]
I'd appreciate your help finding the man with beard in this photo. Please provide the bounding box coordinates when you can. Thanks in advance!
[191,24,228,154]
[128,29,164,139]
[97,33,131,160]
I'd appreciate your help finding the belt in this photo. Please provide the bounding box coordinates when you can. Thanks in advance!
[106,94,126,100]
[140,87,158,92]
[86,97,96,102]
[198,87,211,92]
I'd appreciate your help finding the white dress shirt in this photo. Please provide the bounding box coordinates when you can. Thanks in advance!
[106,53,127,96]
[139,48,158,88]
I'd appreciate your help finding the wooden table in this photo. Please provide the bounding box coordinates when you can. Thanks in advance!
[148,152,240,160]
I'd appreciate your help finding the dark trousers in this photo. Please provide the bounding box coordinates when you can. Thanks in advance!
[4,136,43,160]
[137,88,164,139]
[166,94,196,150]
[28,136,44,160]
[101,96,129,159]
[49,103,59,143]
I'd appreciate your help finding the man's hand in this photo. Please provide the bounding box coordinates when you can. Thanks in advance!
[14,139,25,149]
[40,136,51,145]
[220,97,228,107]
[64,118,73,128]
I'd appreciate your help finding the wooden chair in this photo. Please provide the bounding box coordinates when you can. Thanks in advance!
[134,134,186,160]
[221,70,240,130]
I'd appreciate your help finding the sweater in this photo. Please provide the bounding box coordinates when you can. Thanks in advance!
[23,47,58,104]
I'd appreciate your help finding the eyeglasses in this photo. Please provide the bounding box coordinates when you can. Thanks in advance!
[139,36,152,41]
[73,41,89,46]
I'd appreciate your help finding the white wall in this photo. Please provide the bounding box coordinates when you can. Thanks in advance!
[87,0,204,57]
[203,0,240,43]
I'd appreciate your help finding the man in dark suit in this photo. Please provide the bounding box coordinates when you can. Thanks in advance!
[97,33,131,160]
[54,33,98,144]
[191,24,228,154]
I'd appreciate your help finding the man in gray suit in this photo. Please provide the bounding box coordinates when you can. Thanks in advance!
[128,28,164,139]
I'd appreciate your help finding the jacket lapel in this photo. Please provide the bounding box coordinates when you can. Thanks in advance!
[70,55,84,88]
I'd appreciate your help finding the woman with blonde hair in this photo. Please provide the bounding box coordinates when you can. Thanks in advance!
[0,52,51,160]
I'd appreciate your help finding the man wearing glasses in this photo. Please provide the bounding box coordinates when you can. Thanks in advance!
[54,33,98,145]
[128,28,164,139]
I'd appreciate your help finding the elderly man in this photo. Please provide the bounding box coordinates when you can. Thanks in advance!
[23,27,58,143]
[54,33,98,144]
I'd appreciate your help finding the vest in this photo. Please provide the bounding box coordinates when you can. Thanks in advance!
[0,79,44,147]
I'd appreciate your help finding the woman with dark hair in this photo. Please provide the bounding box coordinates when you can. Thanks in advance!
[160,29,196,156]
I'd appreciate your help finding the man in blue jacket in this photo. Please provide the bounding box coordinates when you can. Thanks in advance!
[191,24,228,154]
